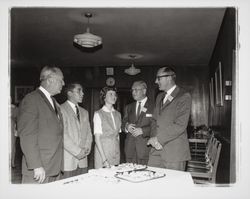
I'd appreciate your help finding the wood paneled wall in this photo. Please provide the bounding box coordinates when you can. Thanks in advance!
[11,64,209,130]
[208,8,236,183]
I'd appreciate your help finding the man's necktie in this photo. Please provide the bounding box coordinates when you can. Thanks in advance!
[161,93,167,108]
[163,92,168,104]
[51,97,58,116]
[136,101,141,119]
[75,105,80,121]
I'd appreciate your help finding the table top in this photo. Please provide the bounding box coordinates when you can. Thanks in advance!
[46,166,195,198]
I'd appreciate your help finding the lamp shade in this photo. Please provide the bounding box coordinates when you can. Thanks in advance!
[124,63,141,75]
[74,27,102,48]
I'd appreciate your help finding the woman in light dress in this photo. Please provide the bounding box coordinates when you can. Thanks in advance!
[93,87,121,169]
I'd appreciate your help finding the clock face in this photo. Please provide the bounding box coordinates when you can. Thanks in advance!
[106,77,115,86]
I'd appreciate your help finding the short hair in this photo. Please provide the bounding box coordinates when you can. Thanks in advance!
[161,66,176,81]
[132,80,147,89]
[100,86,117,105]
[64,82,82,97]
[40,66,62,82]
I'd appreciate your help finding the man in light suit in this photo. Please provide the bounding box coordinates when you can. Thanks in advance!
[147,66,191,171]
[122,81,154,165]
[17,66,65,183]
[60,82,92,178]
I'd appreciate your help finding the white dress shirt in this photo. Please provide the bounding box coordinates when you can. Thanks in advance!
[136,96,148,115]
[163,85,176,104]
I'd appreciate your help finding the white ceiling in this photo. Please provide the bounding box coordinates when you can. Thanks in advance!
[11,7,226,68]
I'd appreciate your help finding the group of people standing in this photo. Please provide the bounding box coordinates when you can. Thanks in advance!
[16,65,192,184]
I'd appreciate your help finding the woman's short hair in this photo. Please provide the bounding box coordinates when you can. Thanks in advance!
[100,86,117,105]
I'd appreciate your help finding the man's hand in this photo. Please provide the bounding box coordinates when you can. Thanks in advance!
[34,167,46,183]
[131,127,143,137]
[126,123,136,133]
[76,149,87,160]
[103,159,111,168]
[147,137,163,150]
[82,147,91,156]
[126,123,143,137]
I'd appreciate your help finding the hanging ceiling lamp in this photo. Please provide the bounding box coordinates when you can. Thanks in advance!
[124,54,141,76]
[73,13,102,48]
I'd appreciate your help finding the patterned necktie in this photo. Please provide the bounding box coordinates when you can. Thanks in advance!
[136,101,141,119]
[75,105,80,121]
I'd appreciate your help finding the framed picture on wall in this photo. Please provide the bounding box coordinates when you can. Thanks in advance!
[15,86,34,104]
[209,77,214,108]
[215,62,223,106]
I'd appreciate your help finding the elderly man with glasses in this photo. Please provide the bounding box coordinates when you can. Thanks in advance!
[122,81,155,165]
[147,66,192,171]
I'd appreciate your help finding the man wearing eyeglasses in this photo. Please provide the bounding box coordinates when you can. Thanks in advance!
[122,81,154,165]
[147,67,191,171]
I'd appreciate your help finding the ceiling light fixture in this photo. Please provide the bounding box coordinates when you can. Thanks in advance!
[73,13,102,48]
[124,54,141,76]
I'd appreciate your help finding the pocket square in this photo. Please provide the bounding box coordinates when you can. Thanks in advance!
[146,114,152,117]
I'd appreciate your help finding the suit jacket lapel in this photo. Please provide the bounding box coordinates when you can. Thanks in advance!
[37,89,62,121]
[37,89,55,113]
[65,102,80,128]
[161,86,180,110]
[131,102,137,122]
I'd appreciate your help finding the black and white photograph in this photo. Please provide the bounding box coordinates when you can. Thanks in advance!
[1,1,250,199]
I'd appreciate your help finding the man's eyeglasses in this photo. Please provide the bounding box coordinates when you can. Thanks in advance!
[156,74,173,81]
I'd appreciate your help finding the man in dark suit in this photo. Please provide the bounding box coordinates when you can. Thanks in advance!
[147,66,191,171]
[122,81,154,165]
[17,66,65,183]
[60,83,92,179]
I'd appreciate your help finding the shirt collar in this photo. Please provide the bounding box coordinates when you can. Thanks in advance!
[102,105,115,112]
[137,96,147,107]
[166,85,176,95]
[67,100,77,110]
[39,86,52,99]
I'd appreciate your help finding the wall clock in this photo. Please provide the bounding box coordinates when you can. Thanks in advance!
[106,77,115,86]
